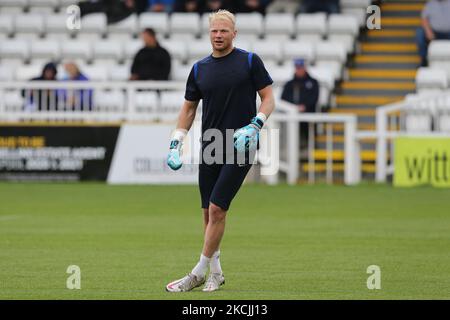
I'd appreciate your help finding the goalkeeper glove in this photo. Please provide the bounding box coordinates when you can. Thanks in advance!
[233,113,267,153]
[167,129,186,171]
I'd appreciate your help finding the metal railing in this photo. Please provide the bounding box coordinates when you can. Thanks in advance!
[0,81,362,185]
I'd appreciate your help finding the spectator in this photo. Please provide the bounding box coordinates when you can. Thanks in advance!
[60,62,93,111]
[79,0,148,24]
[22,62,59,111]
[281,59,319,144]
[147,0,175,12]
[202,0,232,12]
[173,0,202,12]
[235,0,273,14]
[266,0,300,13]
[300,0,340,14]
[417,0,450,66]
[130,28,172,81]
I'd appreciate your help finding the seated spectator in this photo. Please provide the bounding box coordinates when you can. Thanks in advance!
[79,0,148,24]
[281,59,319,145]
[266,0,300,13]
[235,0,273,14]
[300,0,340,14]
[60,62,93,111]
[173,0,202,12]
[148,0,175,12]
[130,28,172,81]
[22,62,59,111]
[416,0,450,66]
[202,0,233,12]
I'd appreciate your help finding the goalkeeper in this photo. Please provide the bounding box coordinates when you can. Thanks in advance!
[165,9,275,293]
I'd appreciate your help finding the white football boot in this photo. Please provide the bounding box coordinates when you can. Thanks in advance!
[202,273,225,292]
[166,273,205,292]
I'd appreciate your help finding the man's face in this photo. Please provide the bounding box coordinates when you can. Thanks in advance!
[295,65,306,78]
[142,32,156,47]
[209,18,236,53]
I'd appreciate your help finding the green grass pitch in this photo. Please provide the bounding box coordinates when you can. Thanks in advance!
[0,182,449,300]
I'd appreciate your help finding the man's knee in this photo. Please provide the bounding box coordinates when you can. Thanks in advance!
[208,202,226,223]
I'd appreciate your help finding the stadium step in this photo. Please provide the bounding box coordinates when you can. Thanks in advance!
[341,81,416,91]
[381,3,424,11]
[329,108,376,117]
[366,29,416,38]
[361,43,418,53]
[312,150,386,162]
[380,17,422,27]
[335,95,404,106]
[301,163,376,173]
[349,69,417,79]
[315,135,377,144]
[354,55,420,64]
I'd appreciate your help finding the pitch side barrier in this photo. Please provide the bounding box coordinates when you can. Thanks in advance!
[0,81,361,185]
[375,91,450,184]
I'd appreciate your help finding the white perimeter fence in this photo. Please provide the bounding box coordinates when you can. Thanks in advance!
[7,81,449,185]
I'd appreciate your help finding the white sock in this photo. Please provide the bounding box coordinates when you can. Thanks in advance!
[191,254,210,278]
[210,250,223,274]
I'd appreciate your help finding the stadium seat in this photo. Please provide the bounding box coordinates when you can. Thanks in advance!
[327,14,359,53]
[234,39,252,52]
[282,41,315,65]
[160,90,184,111]
[139,12,170,38]
[0,64,15,81]
[0,0,27,13]
[81,64,109,81]
[107,14,138,41]
[296,13,327,41]
[428,40,450,64]
[30,40,60,64]
[124,39,143,61]
[77,13,107,40]
[0,39,29,64]
[94,90,125,111]
[160,39,187,63]
[251,41,282,64]
[172,64,191,81]
[187,39,212,61]
[264,13,295,40]
[265,64,294,84]
[109,64,130,81]
[429,61,450,82]
[170,12,200,39]
[134,91,159,116]
[14,64,42,80]
[60,39,92,63]
[315,41,346,80]
[235,13,264,38]
[342,7,367,27]
[92,40,123,65]
[45,13,75,40]
[0,14,14,38]
[200,14,210,38]
[341,0,372,9]
[14,14,45,39]
[2,90,24,111]
[415,67,448,92]
[28,0,58,13]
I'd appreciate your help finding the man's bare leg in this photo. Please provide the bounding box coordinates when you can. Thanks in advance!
[202,202,226,258]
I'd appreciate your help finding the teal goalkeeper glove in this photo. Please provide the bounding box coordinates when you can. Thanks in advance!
[233,113,266,153]
[167,129,187,171]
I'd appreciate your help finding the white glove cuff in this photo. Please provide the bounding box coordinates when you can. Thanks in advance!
[172,129,187,141]
[256,112,267,123]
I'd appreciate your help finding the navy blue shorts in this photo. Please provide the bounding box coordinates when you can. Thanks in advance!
[199,161,252,211]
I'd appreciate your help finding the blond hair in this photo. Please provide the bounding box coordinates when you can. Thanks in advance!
[209,9,236,29]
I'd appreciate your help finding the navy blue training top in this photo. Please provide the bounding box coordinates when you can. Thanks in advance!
[184,48,273,151]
